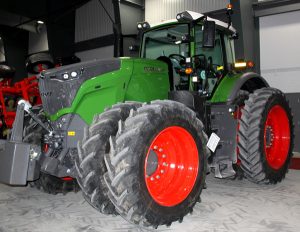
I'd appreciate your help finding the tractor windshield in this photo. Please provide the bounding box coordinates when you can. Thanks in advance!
[141,24,189,59]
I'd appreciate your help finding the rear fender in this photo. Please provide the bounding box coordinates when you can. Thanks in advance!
[227,72,269,103]
[210,72,269,103]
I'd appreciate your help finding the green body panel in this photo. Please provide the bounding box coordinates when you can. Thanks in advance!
[48,19,240,123]
[125,58,169,102]
[209,73,242,103]
[49,58,169,124]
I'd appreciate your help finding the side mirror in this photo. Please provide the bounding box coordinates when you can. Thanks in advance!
[203,20,216,48]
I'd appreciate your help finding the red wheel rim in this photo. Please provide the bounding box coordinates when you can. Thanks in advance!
[264,105,290,170]
[144,126,199,207]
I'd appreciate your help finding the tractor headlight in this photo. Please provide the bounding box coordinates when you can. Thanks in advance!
[176,13,186,21]
[71,71,78,78]
[61,70,80,80]
[137,22,150,31]
[137,23,143,30]
[176,12,195,22]
[63,73,69,80]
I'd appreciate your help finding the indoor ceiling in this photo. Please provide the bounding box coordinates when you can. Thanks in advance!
[0,0,90,28]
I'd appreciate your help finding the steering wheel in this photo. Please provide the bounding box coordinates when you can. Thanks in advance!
[168,54,186,64]
[193,54,207,70]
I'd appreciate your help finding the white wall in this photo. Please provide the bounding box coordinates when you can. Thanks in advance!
[145,0,229,24]
[75,0,115,61]
[28,25,49,54]
[75,46,114,61]
[120,3,144,35]
[0,37,5,62]
[75,0,114,43]
[259,10,300,93]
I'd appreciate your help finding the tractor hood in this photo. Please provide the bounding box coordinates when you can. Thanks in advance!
[39,58,121,116]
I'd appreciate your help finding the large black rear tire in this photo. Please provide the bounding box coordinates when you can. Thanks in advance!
[26,52,54,74]
[232,90,249,180]
[24,107,79,194]
[104,100,209,228]
[75,102,142,215]
[238,88,294,184]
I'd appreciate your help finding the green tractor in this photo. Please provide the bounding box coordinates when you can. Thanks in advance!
[0,9,297,228]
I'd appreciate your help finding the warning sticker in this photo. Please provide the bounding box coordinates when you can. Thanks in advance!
[68,131,76,136]
[207,133,220,152]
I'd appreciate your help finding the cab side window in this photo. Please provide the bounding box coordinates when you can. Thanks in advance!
[195,26,224,69]
[224,35,235,65]
[194,25,224,95]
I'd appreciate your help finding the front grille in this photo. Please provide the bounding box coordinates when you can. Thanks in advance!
[39,59,121,115]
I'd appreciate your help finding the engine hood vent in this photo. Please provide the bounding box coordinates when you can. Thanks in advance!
[39,58,121,116]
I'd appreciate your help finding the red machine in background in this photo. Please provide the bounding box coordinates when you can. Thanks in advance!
[0,53,81,138]
[0,52,55,137]
[0,75,41,133]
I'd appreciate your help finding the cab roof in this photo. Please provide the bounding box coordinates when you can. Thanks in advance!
[149,11,236,34]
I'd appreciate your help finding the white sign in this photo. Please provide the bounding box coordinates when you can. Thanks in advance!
[207,132,220,152]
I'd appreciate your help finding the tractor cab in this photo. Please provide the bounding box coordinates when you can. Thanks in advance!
[139,11,236,97]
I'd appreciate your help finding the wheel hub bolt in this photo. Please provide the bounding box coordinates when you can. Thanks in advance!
[153,145,158,150]
[160,170,164,174]
[156,175,160,179]
[159,148,163,152]
[162,154,166,158]
[163,162,167,166]
[150,177,154,181]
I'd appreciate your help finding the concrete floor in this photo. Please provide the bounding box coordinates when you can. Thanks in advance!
[1,170,300,232]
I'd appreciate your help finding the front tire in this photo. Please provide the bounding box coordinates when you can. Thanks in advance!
[238,88,294,184]
[104,100,209,228]
[75,102,142,215]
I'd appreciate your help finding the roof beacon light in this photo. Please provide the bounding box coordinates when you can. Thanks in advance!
[226,4,233,28]
[227,4,233,11]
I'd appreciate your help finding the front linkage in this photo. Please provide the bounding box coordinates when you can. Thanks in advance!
[0,100,79,186]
